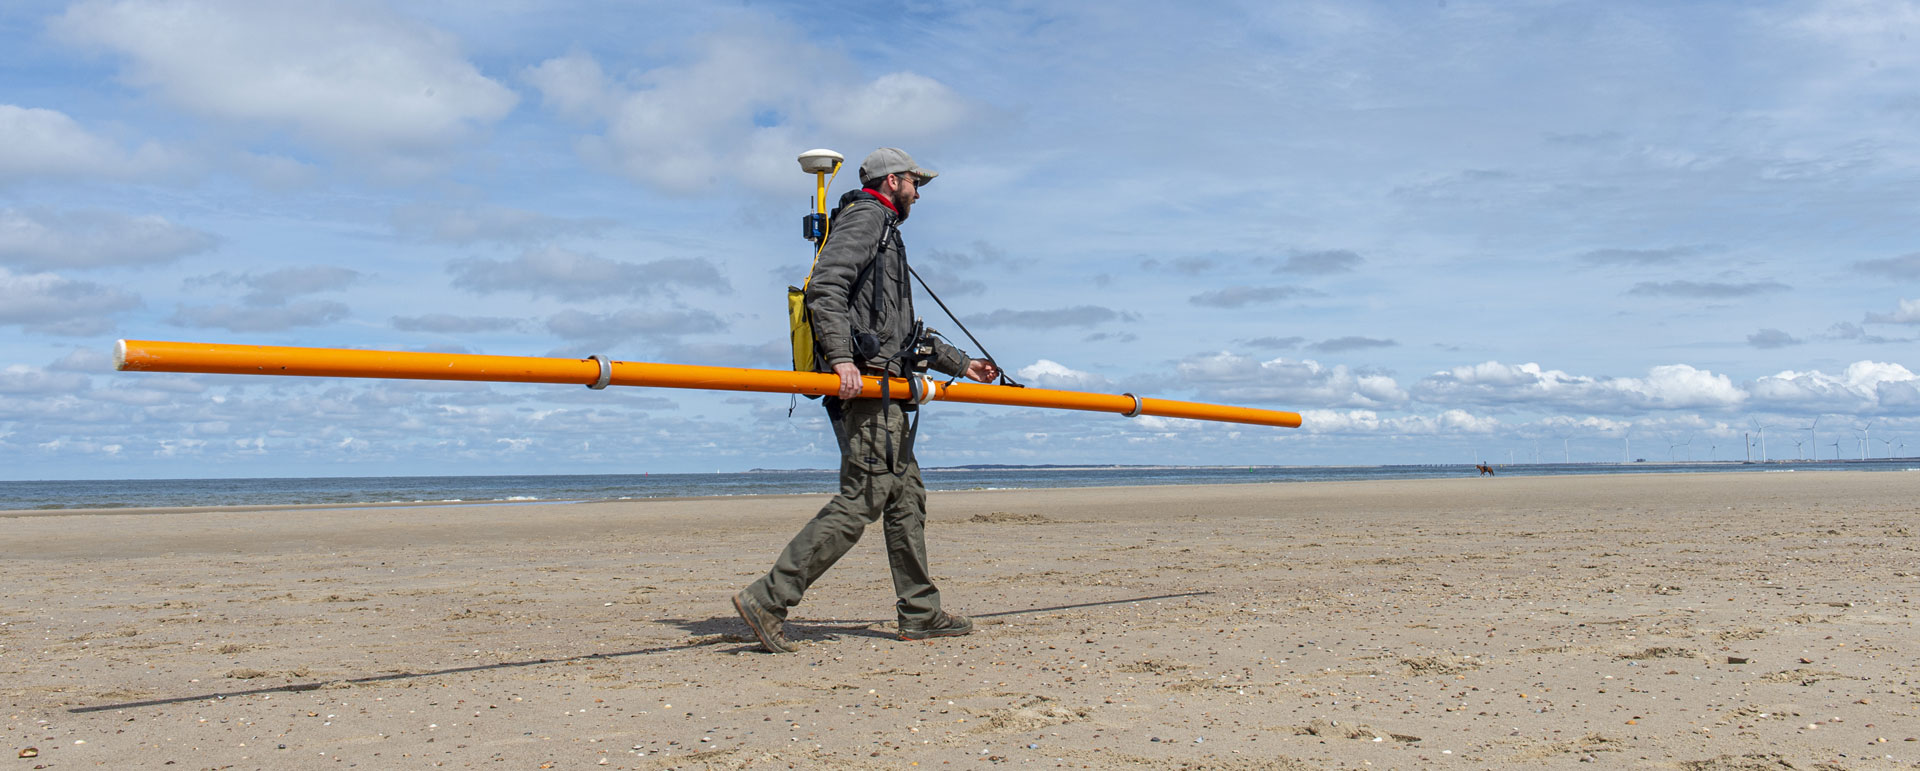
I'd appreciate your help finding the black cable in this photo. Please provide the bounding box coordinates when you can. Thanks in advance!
[905,264,1025,388]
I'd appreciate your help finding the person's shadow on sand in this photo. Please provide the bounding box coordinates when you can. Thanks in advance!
[655,614,900,653]
[68,591,1228,712]
[657,591,1216,652]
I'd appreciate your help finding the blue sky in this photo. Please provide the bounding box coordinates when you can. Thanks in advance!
[3,0,1918,479]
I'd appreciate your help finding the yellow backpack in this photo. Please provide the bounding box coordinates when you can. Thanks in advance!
[789,197,889,374]
[787,281,815,372]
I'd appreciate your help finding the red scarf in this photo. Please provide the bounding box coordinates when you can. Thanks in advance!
[861,188,898,214]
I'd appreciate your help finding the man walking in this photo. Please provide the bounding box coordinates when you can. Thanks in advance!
[733,148,999,653]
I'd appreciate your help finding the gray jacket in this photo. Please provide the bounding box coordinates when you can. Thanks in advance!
[806,190,969,377]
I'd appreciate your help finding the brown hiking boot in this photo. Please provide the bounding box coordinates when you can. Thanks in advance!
[899,610,973,641]
[733,590,797,653]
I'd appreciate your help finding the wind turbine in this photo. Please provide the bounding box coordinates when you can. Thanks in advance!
[1748,418,1771,463]
[1665,433,1694,462]
[1881,437,1896,459]
[1854,421,1873,461]
[1792,438,1806,460]
[1829,438,1842,460]
[1804,417,1819,462]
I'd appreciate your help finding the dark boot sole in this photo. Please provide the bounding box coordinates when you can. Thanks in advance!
[899,626,973,641]
[733,593,795,653]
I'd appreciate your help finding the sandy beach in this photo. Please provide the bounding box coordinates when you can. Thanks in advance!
[4,471,1917,769]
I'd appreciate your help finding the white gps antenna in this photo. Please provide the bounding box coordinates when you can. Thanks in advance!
[798,149,843,244]
[798,148,843,174]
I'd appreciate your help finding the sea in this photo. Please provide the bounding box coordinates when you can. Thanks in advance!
[2,459,1916,511]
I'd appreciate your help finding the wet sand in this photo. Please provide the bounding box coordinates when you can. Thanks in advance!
[4,471,1918,769]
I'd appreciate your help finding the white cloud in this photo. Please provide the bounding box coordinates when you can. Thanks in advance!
[191,266,361,305]
[90,385,191,406]
[1413,361,1747,413]
[1310,336,1397,353]
[1825,322,1875,342]
[1747,328,1802,348]
[167,300,349,332]
[449,248,728,300]
[50,348,116,374]
[1188,285,1315,308]
[154,438,207,457]
[0,364,93,395]
[1405,360,1920,416]
[1748,360,1918,411]
[545,308,728,350]
[656,340,786,369]
[0,267,142,335]
[53,0,517,162]
[1433,409,1505,434]
[390,203,613,245]
[526,23,972,193]
[1864,298,1920,324]
[522,52,612,121]
[0,104,178,180]
[229,151,318,189]
[1298,408,1501,435]
[1535,414,1636,435]
[1851,252,1920,279]
[1015,359,1114,391]
[816,73,971,139]
[533,29,813,193]
[160,266,361,332]
[0,369,763,476]
[969,306,1123,329]
[391,314,522,334]
[1276,250,1365,274]
[1880,381,1920,410]
[1176,353,1408,408]
[1628,280,1791,298]
[1788,0,1920,72]
[0,208,218,270]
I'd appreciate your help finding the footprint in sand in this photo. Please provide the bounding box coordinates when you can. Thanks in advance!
[967,511,1053,524]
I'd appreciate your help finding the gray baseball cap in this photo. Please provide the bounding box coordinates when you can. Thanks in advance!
[859,147,937,186]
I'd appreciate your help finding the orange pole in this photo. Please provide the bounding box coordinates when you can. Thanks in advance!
[116,340,1302,429]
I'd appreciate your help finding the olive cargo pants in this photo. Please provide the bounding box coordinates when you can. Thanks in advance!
[743,397,943,624]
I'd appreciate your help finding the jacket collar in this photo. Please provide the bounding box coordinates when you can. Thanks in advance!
[857,188,898,215]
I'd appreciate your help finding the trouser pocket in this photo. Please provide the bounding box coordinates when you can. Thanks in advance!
[836,399,911,476]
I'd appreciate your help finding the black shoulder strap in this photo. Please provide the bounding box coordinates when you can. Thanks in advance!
[828,198,891,331]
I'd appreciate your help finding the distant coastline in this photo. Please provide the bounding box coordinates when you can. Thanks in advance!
[760,458,1918,474]
[6,459,1914,511]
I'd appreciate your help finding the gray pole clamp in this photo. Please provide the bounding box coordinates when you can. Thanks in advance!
[1122,393,1144,418]
[907,375,937,405]
[586,355,612,390]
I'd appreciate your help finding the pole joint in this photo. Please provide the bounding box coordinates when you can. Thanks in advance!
[587,355,612,390]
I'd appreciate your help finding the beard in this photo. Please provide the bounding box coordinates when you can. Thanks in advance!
[889,188,913,221]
